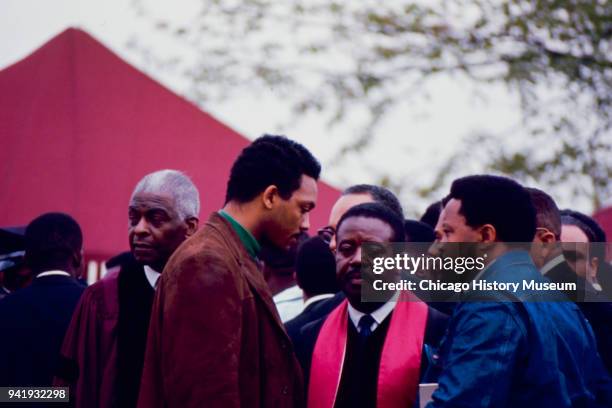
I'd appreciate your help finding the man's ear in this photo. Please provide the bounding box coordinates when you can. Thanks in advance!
[185,217,199,237]
[262,185,279,210]
[479,224,497,243]
[590,256,600,274]
[72,249,83,271]
[537,229,556,244]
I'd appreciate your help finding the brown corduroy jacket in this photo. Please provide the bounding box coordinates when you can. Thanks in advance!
[137,212,304,408]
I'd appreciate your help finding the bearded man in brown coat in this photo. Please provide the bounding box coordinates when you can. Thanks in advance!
[138,135,320,408]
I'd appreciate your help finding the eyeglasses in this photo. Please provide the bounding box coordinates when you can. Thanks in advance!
[317,226,335,244]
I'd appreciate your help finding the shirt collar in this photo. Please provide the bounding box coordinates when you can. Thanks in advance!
[540,254,565,276]
[347,292,398,334]
[303,293,335,310]
[273,285,303,303]
[37,270,70,278]
[219,210,261,260]
[143,265,161,289]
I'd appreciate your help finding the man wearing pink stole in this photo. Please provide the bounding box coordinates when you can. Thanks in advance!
[293,203,448,408]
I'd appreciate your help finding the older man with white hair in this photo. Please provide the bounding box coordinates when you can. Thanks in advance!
[55,169,200,408]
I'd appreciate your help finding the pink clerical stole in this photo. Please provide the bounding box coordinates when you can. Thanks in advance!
[307,293,428,408]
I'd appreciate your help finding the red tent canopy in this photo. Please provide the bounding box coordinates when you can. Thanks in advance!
[0,28,340,260]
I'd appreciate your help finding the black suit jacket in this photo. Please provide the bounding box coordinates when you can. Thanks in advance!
[0,275,85,386]
[546,261,612,374]
[292,304,448,386]
[546,260,592,301]
[285,292,345,342]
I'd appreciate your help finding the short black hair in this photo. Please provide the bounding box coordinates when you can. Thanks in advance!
[225,135,321,203]
[526,187,561,239]
[420,200,442,229]
[560,209,606,243]
[560,209,607,261]
[404,220,436,243]
[444,175,536,242]
[336,203,405,243]
[342,184,404,218]
[25,212,83,273]
[295,236,338,296]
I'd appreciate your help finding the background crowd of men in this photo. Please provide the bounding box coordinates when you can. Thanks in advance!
[0,135,611,407]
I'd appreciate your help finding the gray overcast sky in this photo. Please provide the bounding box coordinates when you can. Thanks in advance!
[2,0,545,214]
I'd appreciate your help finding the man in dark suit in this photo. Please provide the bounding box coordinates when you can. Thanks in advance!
[287,184,406,339]
[138,135,320,408]
[0,212,85,386]
[293,203,447,408]
[560,208,612,374]
[528,188,612,374]
[528,188,588,300]
[285,236,338,341]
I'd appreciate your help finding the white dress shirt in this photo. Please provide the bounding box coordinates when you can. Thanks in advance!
[540,254,565,276]
[37,270,70,278]
[347,292,399,334]
[273,285,305,322]
[144,265,161,289]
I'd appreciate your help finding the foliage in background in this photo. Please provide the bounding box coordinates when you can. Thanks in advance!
[131,0,611,212]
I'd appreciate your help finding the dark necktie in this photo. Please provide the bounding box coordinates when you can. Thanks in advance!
[352,314,377,407]
[358,314,376,338]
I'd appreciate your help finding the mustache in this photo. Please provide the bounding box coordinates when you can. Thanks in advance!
[132,241,154,247]
[344,266,362,279]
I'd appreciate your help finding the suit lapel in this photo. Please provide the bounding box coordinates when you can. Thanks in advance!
[243,262,288,332]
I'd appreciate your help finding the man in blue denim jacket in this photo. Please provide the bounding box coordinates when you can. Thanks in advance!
[427,175,612,408]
